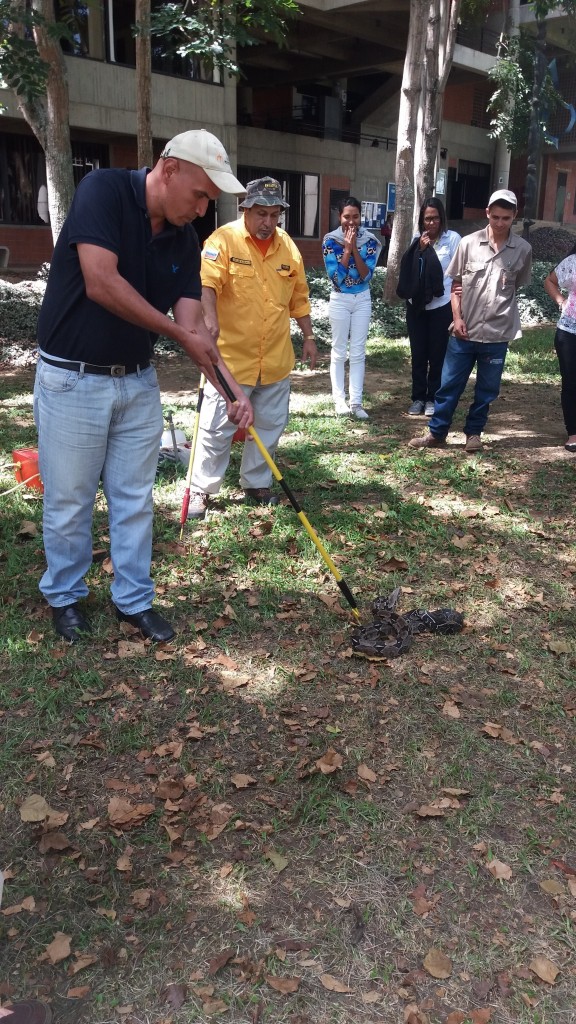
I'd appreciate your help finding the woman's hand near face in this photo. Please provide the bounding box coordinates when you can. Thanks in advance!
[344,224,358,251]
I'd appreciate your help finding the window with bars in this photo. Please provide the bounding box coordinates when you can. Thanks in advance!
[237,167,320,238]
[0,133,109,225]
[471,86,492,130]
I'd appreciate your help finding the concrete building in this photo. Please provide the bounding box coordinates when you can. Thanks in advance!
[0,0,573,269]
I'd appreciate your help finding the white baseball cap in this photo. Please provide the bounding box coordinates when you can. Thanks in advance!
[160,130,246,196]
[488,188,517,208]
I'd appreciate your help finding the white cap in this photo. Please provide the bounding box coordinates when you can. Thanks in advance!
[488,188,517,208]
[160,130,246,196]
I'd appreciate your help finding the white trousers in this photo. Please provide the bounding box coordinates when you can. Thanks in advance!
[329,289,372,407]
[191,377,290,493]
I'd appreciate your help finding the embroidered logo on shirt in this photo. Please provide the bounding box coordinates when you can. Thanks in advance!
[203,248,219,261]
[230,257,252,265]
[172,264,179,273]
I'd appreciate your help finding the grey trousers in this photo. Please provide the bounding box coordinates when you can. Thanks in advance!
[191,377,291,493]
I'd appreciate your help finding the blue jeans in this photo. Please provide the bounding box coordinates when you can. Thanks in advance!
[428,337,508,438]
[33,360,163,612]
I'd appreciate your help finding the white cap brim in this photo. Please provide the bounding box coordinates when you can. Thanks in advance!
[204,167,246,197]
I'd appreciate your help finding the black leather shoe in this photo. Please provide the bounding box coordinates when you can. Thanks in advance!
[52,603,91,642]
[114,606,175,642]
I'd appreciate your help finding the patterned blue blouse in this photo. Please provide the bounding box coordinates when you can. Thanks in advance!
[322,226,382,295]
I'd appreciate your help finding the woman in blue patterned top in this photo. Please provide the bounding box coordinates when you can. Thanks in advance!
[323,197,381,419]
[544,243,576,451]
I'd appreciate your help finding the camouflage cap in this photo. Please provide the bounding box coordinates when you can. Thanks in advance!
[239,176,289,209]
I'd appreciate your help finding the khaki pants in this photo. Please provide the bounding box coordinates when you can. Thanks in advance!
[191,377,290,493]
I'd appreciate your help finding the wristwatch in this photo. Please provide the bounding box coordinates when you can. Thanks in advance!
[303,334,315,341]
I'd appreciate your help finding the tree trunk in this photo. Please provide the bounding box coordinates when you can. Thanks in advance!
[136,0,153,168]
[523,14,547,237]
[14,0,74,243]
[415,0,461,214]
[383,0,428,303]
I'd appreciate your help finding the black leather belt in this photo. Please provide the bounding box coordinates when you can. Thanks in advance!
[41,356,150,377]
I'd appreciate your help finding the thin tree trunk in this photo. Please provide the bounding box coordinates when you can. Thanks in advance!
[415,0,461,214]
[523,14,547,237]
[13,0,74,243]
[383,0,428,303]
[136,0,153,168]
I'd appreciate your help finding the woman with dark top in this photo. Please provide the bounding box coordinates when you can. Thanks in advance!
[544,243,576,451]
[405,197,461,417]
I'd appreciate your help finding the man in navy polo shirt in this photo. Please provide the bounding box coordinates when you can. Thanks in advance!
[35,130,253,643]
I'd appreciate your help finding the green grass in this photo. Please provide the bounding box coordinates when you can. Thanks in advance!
[1,330,575,1024]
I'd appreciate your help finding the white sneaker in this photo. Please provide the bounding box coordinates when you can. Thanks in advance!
[351,405,369,420]
[334,399,350,415]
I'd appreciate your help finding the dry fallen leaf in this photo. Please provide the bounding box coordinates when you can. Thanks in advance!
[230,773,257,789]
[423,948,452,979]
[529,956,560,984]
[320,973,353,993]
[265,848,289,873]
[540,879,565,895]
[265,975,300,994]
[441,700,461,719]
[547,640,571,655]
[1,896,36,917]
[208,947,235,976]
[452,534,476,549]
[357,764,377,783]
[486,858,513,881]
[40,931,72,964]
[107,797,155,829]
[68,953,98,976]
[416,804,445,818]
[202,999,227,1015]
[19,794,50,822]
[315,748,344,774]
[162,983,188,1009]
[470,1010,492,1023]
[67,985,90,999]
[379,555,409,572]
[361,990,382,1004]
[131,888,152,909]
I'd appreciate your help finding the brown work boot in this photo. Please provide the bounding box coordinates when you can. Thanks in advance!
[244,488,279,506]
[465,434,483,453]
[187,491,208,520]
[408,432,446,449]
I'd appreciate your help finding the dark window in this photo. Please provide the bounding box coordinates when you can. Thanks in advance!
[0,133,109,226]
[238,166,319,238]
[0,133,48,226]
[457,159,491,208]
[55,0,90,56]
[471,86,492,129]
[72,141,109,186]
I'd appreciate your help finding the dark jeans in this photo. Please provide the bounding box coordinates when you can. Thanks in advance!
[406,301,452,403]
[554,327,576,435]
[428,336,508,438]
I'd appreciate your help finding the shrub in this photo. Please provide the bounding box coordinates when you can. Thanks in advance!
[0,258,562,350]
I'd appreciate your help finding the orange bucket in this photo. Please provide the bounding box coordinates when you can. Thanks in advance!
[232,427,246,444]
[13,448,44,493]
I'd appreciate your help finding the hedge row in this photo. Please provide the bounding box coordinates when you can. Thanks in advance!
[0,262,560,350]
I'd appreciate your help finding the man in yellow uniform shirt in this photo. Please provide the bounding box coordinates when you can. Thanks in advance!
[188,176,317,519]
